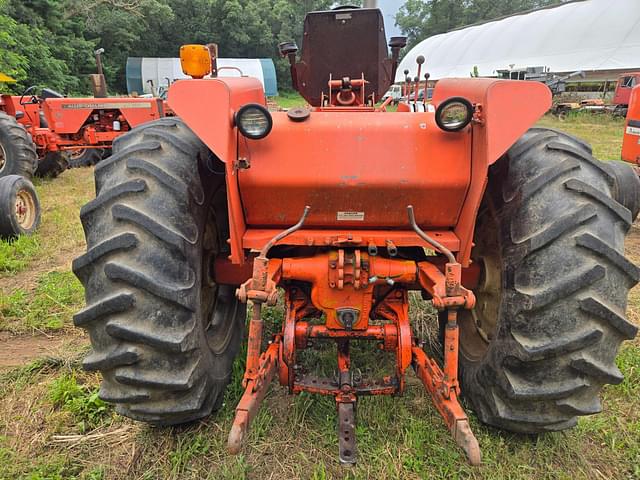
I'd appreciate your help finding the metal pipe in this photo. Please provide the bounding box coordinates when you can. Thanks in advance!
[260,206,310,257]
[363,0,378,8]
[407,205,456,263]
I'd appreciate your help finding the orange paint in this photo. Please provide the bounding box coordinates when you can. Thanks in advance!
[622,85,640,166]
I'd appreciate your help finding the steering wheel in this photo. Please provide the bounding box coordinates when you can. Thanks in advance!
[19,86,38,106]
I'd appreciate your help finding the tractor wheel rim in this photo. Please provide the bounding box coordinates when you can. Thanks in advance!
[202,204,238,355]
[15,189,36,230]
[458,202,501,362]
[69,149,86,160]
[0,142,6,173]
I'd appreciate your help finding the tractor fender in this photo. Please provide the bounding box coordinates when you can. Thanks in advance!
[167,77,266,165]
[433,79,551,267]
[432,78,552,164]
[167,77,266,265]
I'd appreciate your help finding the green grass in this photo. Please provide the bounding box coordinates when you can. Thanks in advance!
[0,235,41,273]
[0,168,93,279]
[537,112,626,159]
[48,373,110,433]
[0,270,84,333]
[274,90,306,109]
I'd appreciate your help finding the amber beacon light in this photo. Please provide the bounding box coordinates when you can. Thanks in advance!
[179,44,211,79]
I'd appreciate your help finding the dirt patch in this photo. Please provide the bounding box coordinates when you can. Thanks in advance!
[0,332,86,370]
[0,248,83,294]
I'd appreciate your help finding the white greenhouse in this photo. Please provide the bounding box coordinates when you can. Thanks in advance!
[397,0,640,82]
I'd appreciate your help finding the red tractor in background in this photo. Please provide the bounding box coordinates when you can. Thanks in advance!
[73,5,640,466]
[0,89,166,179]
[0,49,169,180]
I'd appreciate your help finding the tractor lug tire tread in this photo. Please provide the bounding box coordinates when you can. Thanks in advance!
[459,128,638,434]
[0,111,37,179]
[73,117,245,426]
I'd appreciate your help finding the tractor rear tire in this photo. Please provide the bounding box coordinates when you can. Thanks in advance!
[0,175,41,237]
[456,127,639,433]
[73,117,245,425]
[34,152,69,178]
[0,111,37,179]
[69,148,104,168]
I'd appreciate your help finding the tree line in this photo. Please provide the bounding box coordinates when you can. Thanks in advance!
[0,0,564,96]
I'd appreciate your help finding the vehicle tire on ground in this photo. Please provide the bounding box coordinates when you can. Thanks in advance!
[453,127,639,434]
[0,174,41,237]
[0,111,38,179]
[69,148,104,168]
[34,152,69,178]
[73,117,246,425]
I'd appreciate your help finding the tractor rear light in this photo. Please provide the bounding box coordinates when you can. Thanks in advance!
[235,104,273,140]
[435,97,474,132]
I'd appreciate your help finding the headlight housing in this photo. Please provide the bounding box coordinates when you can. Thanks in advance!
[235,104,273,139]
[435,97,474,132]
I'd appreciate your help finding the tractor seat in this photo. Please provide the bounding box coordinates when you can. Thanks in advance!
[293,7,395,107]
[41,88,65,99]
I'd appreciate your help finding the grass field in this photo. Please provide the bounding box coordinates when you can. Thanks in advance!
[0,113,637,479]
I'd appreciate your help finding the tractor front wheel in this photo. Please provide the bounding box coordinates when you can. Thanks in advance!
[34,152,69,178]
[458,128,639,433]
[0,112,37,179]
[69,148,104,168]
[73,118,245,425]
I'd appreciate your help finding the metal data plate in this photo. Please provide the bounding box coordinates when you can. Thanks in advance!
[626,126,640,136]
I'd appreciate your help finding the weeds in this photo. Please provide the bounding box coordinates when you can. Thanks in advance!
[0,357,64,398]
[0,235,41,274]
[48,373,110,432]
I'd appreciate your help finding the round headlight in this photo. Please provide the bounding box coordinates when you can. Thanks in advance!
[435,97,474,132]
[235,104,273,139]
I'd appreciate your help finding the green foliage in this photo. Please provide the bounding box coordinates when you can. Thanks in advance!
[49,373,110,432]
[0,0,338,94]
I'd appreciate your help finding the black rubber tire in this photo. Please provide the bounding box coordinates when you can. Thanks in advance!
[34,152,69,178]
[0,111,37,179]
[457,127,639,433]
[72,117,245,425]
[69,149,104,168]
[604,160,640,221]
[0,175,41,237]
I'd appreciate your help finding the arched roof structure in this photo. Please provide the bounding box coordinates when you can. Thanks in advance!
[397,0,640,81]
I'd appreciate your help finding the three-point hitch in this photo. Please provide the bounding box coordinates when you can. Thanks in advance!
[227,206,481,465]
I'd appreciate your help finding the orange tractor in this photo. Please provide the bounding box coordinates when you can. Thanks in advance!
[73,6,640,465]
[0,89,166,179]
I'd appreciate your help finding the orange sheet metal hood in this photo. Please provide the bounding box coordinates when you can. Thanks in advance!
[238,111,472,229]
